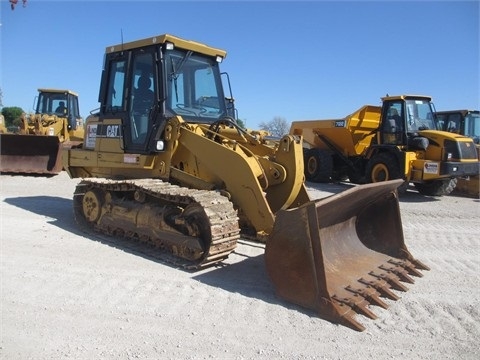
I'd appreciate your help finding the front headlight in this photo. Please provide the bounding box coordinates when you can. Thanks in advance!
[156,140,165,151]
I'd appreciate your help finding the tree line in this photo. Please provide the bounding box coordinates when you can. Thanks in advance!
[0,88,24,129]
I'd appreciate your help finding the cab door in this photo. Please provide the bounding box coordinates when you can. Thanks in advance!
[125,50,157,152]
[99,48,159,154]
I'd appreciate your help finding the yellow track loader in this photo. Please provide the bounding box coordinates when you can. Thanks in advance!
[62,34,429,331]
[435,110,480,197]
[0,89,84,175]
[290,96,479,196]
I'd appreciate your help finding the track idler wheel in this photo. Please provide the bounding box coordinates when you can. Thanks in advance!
[82,189,104,223]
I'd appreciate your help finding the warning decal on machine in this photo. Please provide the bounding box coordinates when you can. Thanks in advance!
[124,154,139,164]
[424,162,439,174]
[85,124,98,149]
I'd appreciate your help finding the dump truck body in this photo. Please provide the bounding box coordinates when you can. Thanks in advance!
[291,95,479,196]
[290,105,381,157]
[435,110,480,197]
[0,89,84,175]
[63,34,428,331]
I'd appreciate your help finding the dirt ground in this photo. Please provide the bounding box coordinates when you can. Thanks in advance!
[1,172,479,360]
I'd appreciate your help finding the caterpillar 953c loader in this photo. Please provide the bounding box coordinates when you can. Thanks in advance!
[290,96,479,196]
[62,34,429,331]
[0,88,84,175]
[435,110,480,197]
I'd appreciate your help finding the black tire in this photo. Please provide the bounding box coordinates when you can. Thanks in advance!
[347,169,365,184]
[365,152,408,193]
[414,178,458,196]
[304,148,333,183]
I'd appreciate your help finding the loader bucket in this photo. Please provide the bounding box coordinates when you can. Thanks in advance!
[454,176,480,198]
[0,134,63,175]
[265,180,429,331]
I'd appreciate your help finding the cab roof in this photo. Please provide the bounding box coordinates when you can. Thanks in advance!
[381,95,432,102]
[37,88,79,96]
[106,33,227,59]
[436,110,479,115]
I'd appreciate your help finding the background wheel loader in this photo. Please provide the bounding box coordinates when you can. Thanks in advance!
[0,88,84,175]
[435,110,480,197]
[290,95,480,196]
[62,34,429,331]
[0,114,6,134]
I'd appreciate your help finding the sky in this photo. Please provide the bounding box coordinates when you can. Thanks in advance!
[0,0,478,129]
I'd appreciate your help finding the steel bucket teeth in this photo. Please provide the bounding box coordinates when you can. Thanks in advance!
[379,264,415,284]
[346,285,389,309]
[369,270,410,292]
[265,180,429,331]
[411,259,430,271]
[358,277,400,301]
[333,294,378,320]
[388,258,428,277]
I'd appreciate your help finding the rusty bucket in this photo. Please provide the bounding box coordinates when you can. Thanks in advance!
[0,134,63,175]
[265,180,429,331]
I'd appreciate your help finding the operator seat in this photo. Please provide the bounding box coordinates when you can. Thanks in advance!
[131,75,154,143]
[386,108,403,132]
[134,76,154,113]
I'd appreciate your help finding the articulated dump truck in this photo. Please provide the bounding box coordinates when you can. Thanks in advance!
[62,34,429,331]
[435,110,480,198]
[291,96,479,196]
[0,89,84,175]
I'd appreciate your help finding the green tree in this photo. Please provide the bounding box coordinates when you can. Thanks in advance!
[259,116,290,137]
[1,107,24,127]
[236,118,246,129]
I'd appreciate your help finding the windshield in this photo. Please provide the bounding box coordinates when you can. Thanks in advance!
[405,99,435,131]
[165,49,227,123]
[464,112,480,143]
[36,92,68,116]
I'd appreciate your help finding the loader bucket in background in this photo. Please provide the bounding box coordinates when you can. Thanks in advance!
[0,134,63,175]
[265,179,430,331]
[454,176,480,198]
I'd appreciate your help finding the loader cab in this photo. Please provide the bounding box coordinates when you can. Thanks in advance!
[380,96,436,147]
[35,89,82,130]
[98,35,230,154]
[435,110,480,144]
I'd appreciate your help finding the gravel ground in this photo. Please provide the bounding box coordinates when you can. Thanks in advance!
[1,172,479,360]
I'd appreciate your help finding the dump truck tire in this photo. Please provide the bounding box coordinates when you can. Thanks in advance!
[414,178,457,196]
[366,152,408,193]
[304,148,333,183]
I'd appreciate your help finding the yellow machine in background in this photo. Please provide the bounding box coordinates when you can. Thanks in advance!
[0,89,84,175]
[0,114,6,133]
[63,34,429,331]
[290,95,479,196]
[435,110,480,197]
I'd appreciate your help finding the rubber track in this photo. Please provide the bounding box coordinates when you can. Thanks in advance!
[73,178,240,269]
